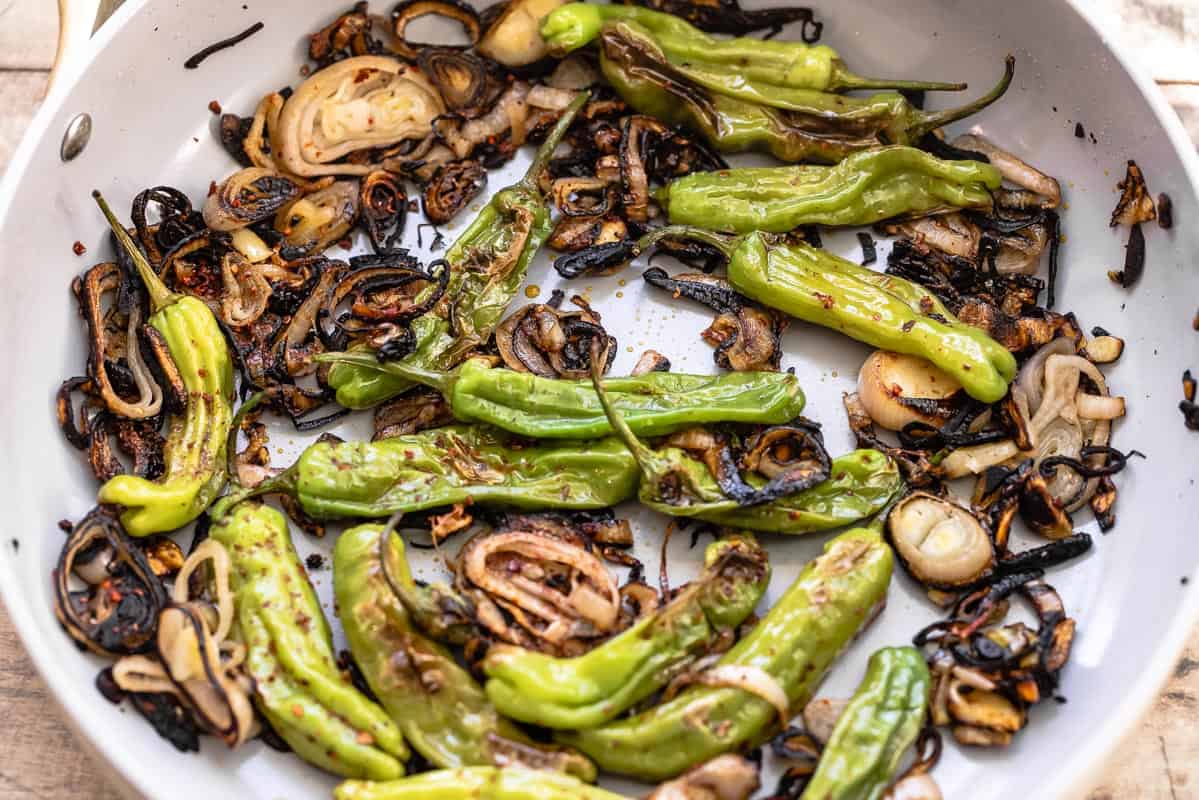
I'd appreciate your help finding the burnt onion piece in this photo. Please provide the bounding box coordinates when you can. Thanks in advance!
[276,179,361,255]
[308,2,379,65]
[631,0,822,38]
[359,170,409,254]
[1107,223,1145,289]
[390,0,481,61]
[373,386,454,440]
[423,160,487,224]
[740,423,831,503]
[203,168,301,232]
[54,506,168,657]
[1110,160,1157,227]
[417,49,500,116]
[130,185,207,267]
[631,349,671,375]
[495,297,616,378]
[554,239,638,277]
[887,491,995,589]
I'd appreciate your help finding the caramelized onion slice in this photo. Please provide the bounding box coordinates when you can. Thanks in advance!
[203,168,300,232]
[390,0,481,61]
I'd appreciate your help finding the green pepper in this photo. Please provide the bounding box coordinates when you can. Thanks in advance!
[637,227,1015,402]
[92,193,235,536]
[209,503,407,779]
[334,524,597,779]
[659,146,1002,234]
[335,767,626,800]
[482,534,770,729]
[316,354,806,439]
[327,93,590,410]
[801,647,931,800]
[597,20,1014,164]
[556,525,893,780]
[542,4,965,93]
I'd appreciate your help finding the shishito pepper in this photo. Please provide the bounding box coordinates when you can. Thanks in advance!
[482,534,770,729]
[327,93,590,410]
[556,525,894,780]
[542,3,965,94]
[335,767,625,800]
[659,146,1003,234]
[801,646,931,800]
[212,424,640,520]
[597,20,1014,164]
[209,503,407,779]
[334,523,596,778]
[316,353,806,438]
[636,227,1016,402]
[92,193,235,536]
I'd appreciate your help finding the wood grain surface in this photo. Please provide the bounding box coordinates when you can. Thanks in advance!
[0,0,1197,797]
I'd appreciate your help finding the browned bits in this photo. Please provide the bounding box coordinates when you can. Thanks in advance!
[1158,192,1173,230]
[72,240,87,256]
[208,100,223,115]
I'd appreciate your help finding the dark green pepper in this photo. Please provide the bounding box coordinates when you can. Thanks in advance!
[801,647,931,800]
[316,353,806,439]
[327,93,590,409]
[542,4,965,93]
[556,525,894,780]
[334,523,597,778]
[659,146,1002,234]
[482,534,770,729]
[597,20,1014,164]
[336,767,625,800]
[636,228,1016,402]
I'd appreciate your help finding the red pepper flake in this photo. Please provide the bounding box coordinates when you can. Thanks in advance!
[919,296,934,313]
[292,704,304,718]
[354,68,371,84]
[356,732,375,745]
[72,241,87,256]
[813,292,835,309]
[299,64,311,77]
[207,100,222,115]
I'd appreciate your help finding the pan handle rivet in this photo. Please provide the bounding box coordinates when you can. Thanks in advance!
[60,113,93,162]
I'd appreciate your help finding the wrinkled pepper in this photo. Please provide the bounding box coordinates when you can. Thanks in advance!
[597,20,1014,164]
[801,646,931,800]
[482,534,770,729]
[92,192,234,536]
[317,353,806,438]
[327,93,590,409]
[334,524,597,778]
[542,4,965,93]
[209,503,407,779]
[588,367,901,533]
[638,227,1016,402]
[659,146,1002,234]
[556,525,894,780]
[335,767,625,800]
[213,424,640,519]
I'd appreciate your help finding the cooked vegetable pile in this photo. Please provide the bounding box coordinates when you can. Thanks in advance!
[54,2,1140,798]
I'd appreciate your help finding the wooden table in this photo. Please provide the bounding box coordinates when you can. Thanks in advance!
[1,0,1197,797]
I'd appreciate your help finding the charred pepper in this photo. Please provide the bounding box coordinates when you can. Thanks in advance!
[327,93,590,409]
[335,767,625,800]
[316,354,806,438]
[636,228,1016,402]
[659,146,1002,234]
[596,20,1014,164]
[209,503,408,779]
[334,523,596,778]
[556,525,894,780]
[92,192,235,536]
[801,646,931,800]
[482,534,770,729]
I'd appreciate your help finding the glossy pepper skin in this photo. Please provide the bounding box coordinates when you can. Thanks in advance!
[317,354,806,439]
[801,647,931,800]
[92,193,234,536]
[597,21,1015,165]
[659,146,1002,234]
[541,4,965,93]
[335,767,625,800]
[482,534,770,729]
[327,94,590,410]
[334,524,597,779]
[209,503,407,779]
[557,526,894,780]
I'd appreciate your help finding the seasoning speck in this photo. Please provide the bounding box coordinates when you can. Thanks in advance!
[524,285,540,298]
[1074,122,1085,139]
[10,539,18,552]
[208,100,222,115]
[305,553,326,570]
[58,519,73,533]
[72,241,87,256]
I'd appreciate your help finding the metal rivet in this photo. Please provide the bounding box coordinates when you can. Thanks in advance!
[60,113,93,162]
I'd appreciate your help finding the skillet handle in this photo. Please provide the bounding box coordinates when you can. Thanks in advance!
[52,0,124,92]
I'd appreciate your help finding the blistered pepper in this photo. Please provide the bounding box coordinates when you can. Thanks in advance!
[93,193,235,536]
[334,524,596,778]
[801,646,931,800]
[556,525,894,780]
[542,4,965,93]
[636,228,1016,402]
[596,20,1014,164]
[209,503,408,779]
[482,534,770,729]
[659,146,1002,234]
[317,354,806,438]
[336,767,625,800]
[327,93,590,409]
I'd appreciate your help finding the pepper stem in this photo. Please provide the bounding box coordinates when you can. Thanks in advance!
[313,351,452,393]
[588,341,655,466]
[520,90,592,191]
[209,467,298,521]
[829,59,967,93]
[908,55,1015,141]
[93,190,179,313]
[635,225,737,259]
